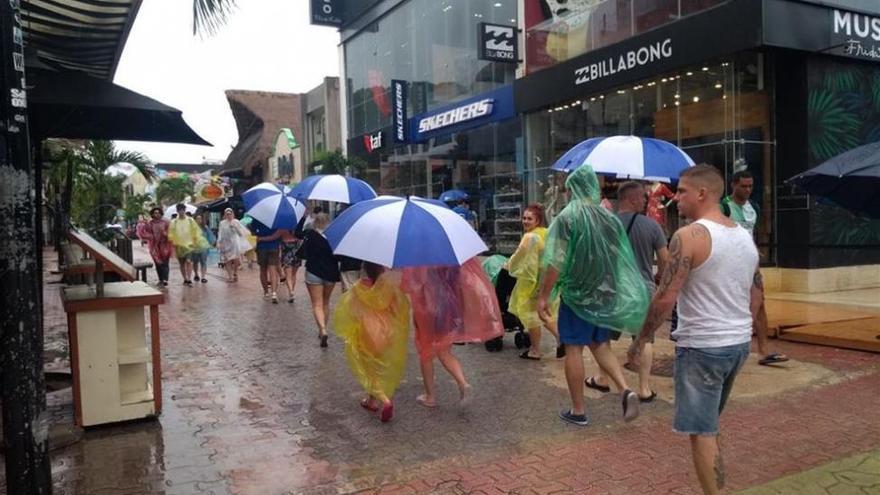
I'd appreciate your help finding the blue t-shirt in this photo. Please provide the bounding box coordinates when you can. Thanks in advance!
[452,206,475,221]
[249,221,280,250]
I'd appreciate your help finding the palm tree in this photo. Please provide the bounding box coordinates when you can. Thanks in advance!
[193,0,237,35]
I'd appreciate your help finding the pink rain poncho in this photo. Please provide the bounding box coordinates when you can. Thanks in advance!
[542,165,649,335]
[332,272,411,402]
[137,218,173,264]
[402,258,503,360]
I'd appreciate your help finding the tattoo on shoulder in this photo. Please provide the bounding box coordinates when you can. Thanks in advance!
[657,232,693,293]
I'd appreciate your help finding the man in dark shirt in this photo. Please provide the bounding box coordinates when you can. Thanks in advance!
[250,220,281,303]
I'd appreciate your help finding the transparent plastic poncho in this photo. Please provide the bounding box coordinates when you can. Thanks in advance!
[542,166,649,335]
[332,272,411,401]
[402,258,504,360]
[508,227,559,329]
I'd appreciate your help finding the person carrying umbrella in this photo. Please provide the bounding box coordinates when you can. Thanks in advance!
[332,262,410,423]
[537,165,649,427]
[296,212,341,347]
[137,206,173,286]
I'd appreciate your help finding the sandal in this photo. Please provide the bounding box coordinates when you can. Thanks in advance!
[416,394,436,408]
[759,353,790,366]
[379,402,394,422]
[639,391,658,403]
[556,345,566,358]
[584,376,611,393]
[519,351,541,360]
[360,398,379,412]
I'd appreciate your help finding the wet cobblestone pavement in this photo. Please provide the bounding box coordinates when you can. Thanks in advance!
[3,248,880,494]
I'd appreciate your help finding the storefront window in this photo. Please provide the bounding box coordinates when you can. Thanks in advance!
[345,0,517,137]
[524,0,729,74]
[525,52,777,262]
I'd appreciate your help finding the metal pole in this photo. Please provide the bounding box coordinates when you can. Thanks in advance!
[0,0,53,492]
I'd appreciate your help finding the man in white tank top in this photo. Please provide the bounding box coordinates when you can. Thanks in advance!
[630,165,767,495]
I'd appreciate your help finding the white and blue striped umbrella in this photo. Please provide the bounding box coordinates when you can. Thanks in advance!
[241,182,306,230]
[325,196,487,268]
[551,135,695,183]
[289,174,377,204]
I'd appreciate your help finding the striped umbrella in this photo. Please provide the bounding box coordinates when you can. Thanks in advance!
[552,135,695,183]
[241,183,306,230]
[324,196,486,268]
[289,174,377,204]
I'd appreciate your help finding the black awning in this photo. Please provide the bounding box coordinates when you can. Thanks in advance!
[28,69,210,145]
[21,0,142,80]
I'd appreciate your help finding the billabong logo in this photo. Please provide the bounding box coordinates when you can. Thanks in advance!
[479,23,517,62]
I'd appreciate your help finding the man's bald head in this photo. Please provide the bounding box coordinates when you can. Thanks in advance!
[679,164,724,200]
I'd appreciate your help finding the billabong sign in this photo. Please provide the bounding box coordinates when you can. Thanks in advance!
[310,0,344,27]
[575,38,672,86]
[479,22,518,63]
[363,131,383,153]
[417,99,494,134]
[391,80,408,143]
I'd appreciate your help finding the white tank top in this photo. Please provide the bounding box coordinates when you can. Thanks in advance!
[672,219,758,348]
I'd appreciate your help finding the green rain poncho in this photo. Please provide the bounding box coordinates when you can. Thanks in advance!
[542,166,649,335]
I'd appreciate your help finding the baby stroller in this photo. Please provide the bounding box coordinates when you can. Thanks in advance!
[481,256,530,352]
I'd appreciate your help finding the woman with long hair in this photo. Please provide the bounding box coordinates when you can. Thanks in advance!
[296,212,341,348]
[507,203,563,360]
[216,208,250,282]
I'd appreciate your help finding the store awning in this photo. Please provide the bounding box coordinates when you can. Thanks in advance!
[21,0,143,80]
[28,69,210,144]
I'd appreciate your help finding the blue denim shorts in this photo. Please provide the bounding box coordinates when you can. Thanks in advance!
[304,271,334,286]
[558,300,612,346]
[674,342,750,436]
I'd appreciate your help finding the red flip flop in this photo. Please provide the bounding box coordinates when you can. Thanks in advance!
[360,398,379,412]
[379,402,394,423]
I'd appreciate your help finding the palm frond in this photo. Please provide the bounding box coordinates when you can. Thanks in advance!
[193,0,237,36]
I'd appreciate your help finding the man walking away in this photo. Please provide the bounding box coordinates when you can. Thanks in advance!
[591,182,669,402]
[632,164,764,495]
[250,219,282,303]
[537,166,649,427]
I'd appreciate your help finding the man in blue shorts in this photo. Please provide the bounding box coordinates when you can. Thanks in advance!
[538,166,649,427]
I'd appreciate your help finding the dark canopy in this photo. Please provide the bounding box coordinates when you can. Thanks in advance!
[28,69,210,145]
[788,140,880,218]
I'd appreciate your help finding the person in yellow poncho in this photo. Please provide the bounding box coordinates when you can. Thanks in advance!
[332,261,410,423]
[167,204,209,286]
[506,203,563,360]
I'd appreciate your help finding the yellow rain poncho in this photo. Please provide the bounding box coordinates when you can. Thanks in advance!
[332,272,411,401]
[542,166,649,335]
[167,216,209,257]
[507,227,560,329]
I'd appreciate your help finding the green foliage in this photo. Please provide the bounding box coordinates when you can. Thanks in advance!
[123,193,153,224]
[193,0,236,35]
[807,89,860,161]
[155,177,194,205]
[309,149,368,178]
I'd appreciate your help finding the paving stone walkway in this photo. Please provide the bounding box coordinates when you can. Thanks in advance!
[2,247,879,494]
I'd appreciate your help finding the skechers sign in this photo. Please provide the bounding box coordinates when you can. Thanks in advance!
[417,99,493,134]
[391,80,407,143]
[410,85,514,142]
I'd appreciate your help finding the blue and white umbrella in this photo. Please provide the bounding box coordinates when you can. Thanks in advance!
[325,196,486,268]
[241,182,306,230]
[438,188,469,202]
[289,174,377,204]
[552,135,695,183]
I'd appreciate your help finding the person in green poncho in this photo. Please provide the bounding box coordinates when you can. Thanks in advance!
[537,165,649,427]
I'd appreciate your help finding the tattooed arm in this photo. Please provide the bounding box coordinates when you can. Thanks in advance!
[633,225,702,348]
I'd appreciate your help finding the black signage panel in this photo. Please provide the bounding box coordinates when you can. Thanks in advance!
[391,79,408,143]
[310,0,345,27]
[514,0,763,113]
[764,0,880,62]
[478,22,518,63]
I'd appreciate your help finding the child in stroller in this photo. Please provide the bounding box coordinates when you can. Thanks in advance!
[481,256,530,352]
